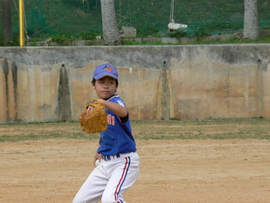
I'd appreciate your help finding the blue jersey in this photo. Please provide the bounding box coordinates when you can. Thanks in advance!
[97,94,136,156]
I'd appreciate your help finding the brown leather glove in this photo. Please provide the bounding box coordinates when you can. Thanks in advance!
[79,100,107,134]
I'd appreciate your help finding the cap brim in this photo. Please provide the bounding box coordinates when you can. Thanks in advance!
[94,73,118,80]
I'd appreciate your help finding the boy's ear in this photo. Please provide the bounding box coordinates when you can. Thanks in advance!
[92,83,96,90]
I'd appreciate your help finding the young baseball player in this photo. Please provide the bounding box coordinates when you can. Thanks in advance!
[73,63,140,203]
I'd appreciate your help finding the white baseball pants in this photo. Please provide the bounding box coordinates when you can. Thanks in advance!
[73,152,140,203]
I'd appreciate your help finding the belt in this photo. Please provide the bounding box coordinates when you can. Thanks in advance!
[101,154,120,161]
[101,152,135,161]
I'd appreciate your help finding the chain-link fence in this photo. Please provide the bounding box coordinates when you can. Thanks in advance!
[2,0,270,43]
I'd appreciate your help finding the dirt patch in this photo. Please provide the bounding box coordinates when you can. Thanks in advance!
[0,139,270,203]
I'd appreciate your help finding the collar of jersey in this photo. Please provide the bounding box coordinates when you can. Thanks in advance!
[105,94,119,101]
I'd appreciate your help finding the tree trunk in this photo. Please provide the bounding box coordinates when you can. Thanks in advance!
[100,0,121,45]
[2,0,13,45]
[243,0,259,40]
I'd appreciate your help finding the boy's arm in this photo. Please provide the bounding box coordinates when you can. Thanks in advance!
[97,99,127,117]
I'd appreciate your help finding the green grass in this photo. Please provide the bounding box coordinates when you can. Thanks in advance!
[1,118,270,142]
[131,118,270,140]
[0,122,100,142]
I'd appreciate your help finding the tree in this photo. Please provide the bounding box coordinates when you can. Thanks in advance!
[243,0,259,40]
[100,0,121,44]
[2,0,13,45]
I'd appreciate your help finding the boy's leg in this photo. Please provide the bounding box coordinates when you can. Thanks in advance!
[73,165,108,203]
[102,153,140,203]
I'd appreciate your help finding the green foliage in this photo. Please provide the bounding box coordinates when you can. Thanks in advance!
[121,40,141,45]
[137,27,161,38]
[168,30,187,38]
[170,118,181,121]
[51,34,70,45]
[76,31,102,40]
[62,0,101,11]
[5,0,270,44]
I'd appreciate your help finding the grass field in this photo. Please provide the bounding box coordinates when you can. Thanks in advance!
[1,118,270,142]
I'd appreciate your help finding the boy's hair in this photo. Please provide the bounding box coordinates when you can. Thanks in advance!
[92,78,119,87]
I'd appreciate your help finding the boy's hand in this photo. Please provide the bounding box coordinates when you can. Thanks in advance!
[93,153,101,167]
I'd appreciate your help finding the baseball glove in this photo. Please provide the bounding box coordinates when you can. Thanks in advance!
[79,100,107,134]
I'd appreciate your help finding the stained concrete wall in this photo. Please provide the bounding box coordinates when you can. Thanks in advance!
[0,45,270,123]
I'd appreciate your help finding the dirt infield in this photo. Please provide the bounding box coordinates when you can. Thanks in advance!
[1,139,270,203]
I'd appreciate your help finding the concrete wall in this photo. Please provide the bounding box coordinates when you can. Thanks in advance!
[0,45,270,123]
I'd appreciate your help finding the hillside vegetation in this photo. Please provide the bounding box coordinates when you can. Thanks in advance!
[6,0,270,44]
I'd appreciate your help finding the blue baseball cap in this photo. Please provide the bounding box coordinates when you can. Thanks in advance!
[93,63,118,80]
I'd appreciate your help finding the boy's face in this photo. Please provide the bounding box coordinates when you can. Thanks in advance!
[92,76,118,99]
